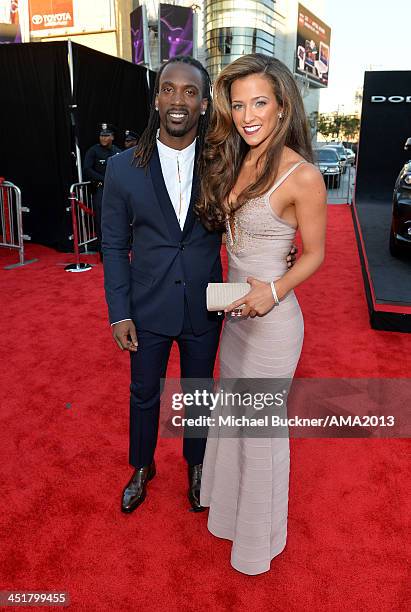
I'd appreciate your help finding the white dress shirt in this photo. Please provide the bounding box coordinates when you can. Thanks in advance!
[111,134,196,326]
[156,134,196,230]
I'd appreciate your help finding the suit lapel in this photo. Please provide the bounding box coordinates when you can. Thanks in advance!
[149,146,182,242]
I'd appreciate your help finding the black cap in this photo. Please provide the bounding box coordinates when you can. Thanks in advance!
[99,122,115,136]
[124,129,138,141]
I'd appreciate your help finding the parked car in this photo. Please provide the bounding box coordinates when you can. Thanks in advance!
[389,137,411,258]
[344,148,356,166]
[342,141,358,155]
[313,147,341,188]
[324,143,348,173]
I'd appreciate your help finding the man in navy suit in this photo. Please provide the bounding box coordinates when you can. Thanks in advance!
[102,56,296,514]
[102,57,223,513]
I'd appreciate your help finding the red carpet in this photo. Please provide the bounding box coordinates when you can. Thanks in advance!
[0,205,409,611]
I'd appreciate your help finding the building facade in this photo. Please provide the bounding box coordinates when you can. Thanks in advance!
[271,0,327,120]
[204,0,277,81]
[202,0,326,119]
[10,0,133,59]
[14,0,327,119]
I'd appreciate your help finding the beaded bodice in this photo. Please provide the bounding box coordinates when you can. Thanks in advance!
[226,192,297,256]
[226,160,307,257]
[224,161,306,282]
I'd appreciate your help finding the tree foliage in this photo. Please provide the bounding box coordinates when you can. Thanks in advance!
[310,112,361,142]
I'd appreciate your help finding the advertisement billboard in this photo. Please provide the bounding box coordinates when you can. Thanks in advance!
[130,5,144,65]
[0,0,21,43]
[29,0,73,31]
[159,3,193,63]
[295,3,331,88]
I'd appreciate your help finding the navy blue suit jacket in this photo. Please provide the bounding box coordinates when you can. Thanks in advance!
[101,145,222,336]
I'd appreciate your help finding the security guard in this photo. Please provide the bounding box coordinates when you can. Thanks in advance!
[83,123,121,256]
[123,129,139,150]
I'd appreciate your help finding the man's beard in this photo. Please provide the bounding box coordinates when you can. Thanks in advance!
[165,118,194,138]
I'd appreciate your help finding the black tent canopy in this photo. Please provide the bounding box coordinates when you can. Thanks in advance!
[0,41,152,250]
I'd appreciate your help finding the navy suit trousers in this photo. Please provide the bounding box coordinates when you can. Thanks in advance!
[129,299,222,468]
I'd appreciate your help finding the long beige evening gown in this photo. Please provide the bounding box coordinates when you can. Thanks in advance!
[200,161,306,575]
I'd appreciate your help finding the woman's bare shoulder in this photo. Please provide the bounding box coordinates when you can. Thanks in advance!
[293,160,324,190]
[280,148,317,175]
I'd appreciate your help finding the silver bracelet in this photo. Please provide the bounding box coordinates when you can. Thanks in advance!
[270,281,280,306]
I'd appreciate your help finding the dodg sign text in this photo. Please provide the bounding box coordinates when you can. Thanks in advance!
[371,96,411,103]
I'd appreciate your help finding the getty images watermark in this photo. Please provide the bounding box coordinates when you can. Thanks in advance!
[171,388,395,428]
[158,378,411,438]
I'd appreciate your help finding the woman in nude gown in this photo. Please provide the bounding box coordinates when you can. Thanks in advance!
[197,54,327,575]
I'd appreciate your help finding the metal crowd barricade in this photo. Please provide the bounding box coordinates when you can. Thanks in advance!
[65,181,97,272]
[0,178,37,269]
[325,164,355,205]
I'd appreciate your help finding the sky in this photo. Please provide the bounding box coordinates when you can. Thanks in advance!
[319,0,411,114]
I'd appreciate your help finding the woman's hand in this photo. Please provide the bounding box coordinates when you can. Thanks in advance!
[225,277,279,318]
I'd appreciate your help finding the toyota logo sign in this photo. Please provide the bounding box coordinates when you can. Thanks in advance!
[32,14,43,25]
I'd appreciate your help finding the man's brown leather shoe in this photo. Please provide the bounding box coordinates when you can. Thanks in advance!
[188,464,206,512]
[121,462,156,513]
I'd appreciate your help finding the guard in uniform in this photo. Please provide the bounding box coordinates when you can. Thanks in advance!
[83,123,122,256]
[123,129,139,150]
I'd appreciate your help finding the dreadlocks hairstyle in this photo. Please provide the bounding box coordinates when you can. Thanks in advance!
[197,53,313,231]
[133,56,212,170]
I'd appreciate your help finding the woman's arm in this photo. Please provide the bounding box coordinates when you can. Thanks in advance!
[274,163,327,300]
[226,164,327,317]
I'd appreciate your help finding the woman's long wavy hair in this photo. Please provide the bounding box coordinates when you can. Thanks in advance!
[197,53,313,231]
[133,56,212,170]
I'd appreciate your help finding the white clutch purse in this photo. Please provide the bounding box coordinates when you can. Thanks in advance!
[206,282,250,312]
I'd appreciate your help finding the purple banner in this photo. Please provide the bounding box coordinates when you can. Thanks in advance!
[130,6,144,65]
[159,3,193,62]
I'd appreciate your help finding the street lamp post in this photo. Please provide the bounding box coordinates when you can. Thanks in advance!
[191,4,201,60]
[335,104,344,140]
